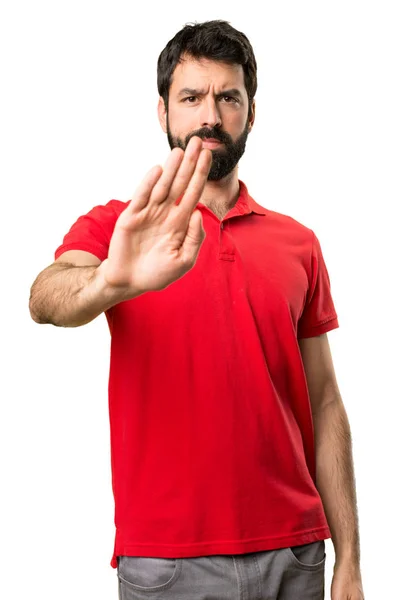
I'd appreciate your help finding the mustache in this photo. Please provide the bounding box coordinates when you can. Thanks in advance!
[185,127,232,146]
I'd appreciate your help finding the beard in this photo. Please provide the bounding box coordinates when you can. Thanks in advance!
[166,114,250,181]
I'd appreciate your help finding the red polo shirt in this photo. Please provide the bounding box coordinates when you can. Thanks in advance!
[54,180,339,569]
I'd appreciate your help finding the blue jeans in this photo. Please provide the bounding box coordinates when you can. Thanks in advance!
[116,539,326,599]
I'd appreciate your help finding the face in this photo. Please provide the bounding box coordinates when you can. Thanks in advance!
[158,55,255,181]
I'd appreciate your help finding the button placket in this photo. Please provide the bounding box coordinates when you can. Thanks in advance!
[218,219,235,261]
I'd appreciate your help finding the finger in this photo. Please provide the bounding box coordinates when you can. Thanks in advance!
[147,146,188,206]
[127,165,164,213]
[160,136,204,205]
[176,148,212,217]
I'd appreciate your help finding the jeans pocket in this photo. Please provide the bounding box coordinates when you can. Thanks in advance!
[117,556,182,592]
[285,540,326,571]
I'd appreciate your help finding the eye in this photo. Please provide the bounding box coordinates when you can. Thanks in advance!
[221,96,238,103]
[183,96,198,103]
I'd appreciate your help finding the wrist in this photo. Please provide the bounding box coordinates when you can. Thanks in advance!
[94,260,142,304]
[334,552,361,571]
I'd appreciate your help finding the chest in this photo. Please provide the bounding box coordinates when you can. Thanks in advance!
[111,215,310,341]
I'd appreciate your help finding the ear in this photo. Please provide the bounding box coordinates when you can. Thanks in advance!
[248,99,256,131]
[158,97,167,133]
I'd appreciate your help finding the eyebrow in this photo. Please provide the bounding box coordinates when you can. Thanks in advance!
[177,87,243,98]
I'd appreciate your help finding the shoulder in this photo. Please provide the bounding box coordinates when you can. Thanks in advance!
[77,199,130,237]
[246,185,313,242]
[85,199,129,221]
[253,200,315,246]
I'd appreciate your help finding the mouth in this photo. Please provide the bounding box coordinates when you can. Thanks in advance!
[202,138,223,149]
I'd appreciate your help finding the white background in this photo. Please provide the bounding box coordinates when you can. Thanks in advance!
[1,1,399,598]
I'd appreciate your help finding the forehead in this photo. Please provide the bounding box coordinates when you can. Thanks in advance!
[170,56,245,92]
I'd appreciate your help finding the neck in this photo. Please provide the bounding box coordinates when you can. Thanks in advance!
[198,169,241,219]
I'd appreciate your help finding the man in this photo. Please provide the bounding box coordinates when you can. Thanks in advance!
[29,20,364,600]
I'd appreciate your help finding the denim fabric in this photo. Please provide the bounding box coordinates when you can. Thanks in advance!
[116,539,326,599]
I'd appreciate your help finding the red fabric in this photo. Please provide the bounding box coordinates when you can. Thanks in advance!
[54,181,339,569]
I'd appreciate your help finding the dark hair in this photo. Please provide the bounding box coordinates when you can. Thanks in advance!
[157,20,257,118]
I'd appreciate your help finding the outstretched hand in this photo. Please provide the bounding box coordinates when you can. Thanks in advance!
[101,136,212,296]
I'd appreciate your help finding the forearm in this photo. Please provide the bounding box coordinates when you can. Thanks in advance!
[312,398,361,567]
[29,261,138,328]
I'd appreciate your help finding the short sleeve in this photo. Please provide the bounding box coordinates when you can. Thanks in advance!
[297,231,339,339]
[54,200,125,262]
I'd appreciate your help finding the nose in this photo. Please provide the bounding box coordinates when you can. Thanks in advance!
[200,98,222,129]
